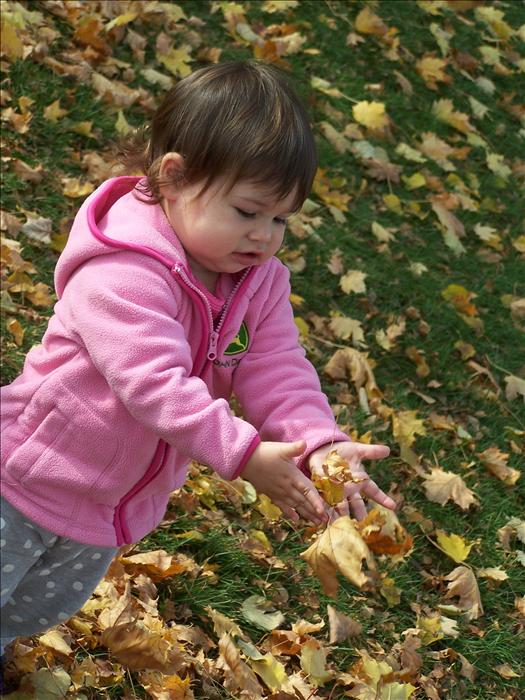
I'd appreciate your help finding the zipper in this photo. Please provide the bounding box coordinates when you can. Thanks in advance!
[173,264,252,364]
[113,440,168,545]
[114,264,253,544]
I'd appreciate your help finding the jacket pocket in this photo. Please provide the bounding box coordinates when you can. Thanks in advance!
[3,384,120,516]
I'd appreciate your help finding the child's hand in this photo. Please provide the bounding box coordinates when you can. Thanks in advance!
[308,441,395,521]
[241,441,329,525]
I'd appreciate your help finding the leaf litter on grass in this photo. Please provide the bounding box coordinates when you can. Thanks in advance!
[1,0,524,697]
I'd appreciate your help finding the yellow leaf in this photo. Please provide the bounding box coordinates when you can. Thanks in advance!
[289,292,304,306]
[61,177,95,198]
[432,98,474,133]
[409,262,428,277]
[6,317,24,346]
[474,223,502,250]
[475,7,514,40]
[383,193,403,214]
[301,516,375,596]
[512,235,525,253]
[352,101,389,130]
[115,109,132,135]
[381,682,416,699]
[39,629,73,655]
[294,316,309,336]
[0,13,24,60]
[431,203,466,255]
[262,0,299,12]
[140,671,194,699]
[311,76,346,99]
[402,172,426,190]
[300,638,334,686]
[486,152,511,180]
[442,284,478,316]
[376,317,406,351]
[256,493,282,520]
[329,316,365,347]
[477,566,508,582]
[43,99,67,123]
[435,530,473,562]
[340,269,367,294]
[392,410,426,448]
[354,6,388,35]
[70,120,94,137]
[157,46,193,78]
[371,221,395,243]
[105,11,139,32]
[416,55,449,89]
[423,468,478,510]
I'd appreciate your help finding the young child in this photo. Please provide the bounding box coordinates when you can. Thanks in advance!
[0,61,395,648]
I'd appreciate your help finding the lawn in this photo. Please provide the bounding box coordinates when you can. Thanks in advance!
[1,1,524,698]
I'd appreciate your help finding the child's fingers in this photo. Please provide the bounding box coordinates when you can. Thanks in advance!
[355,443,391,460]
[293,481,329,523]
[361,479,396,510]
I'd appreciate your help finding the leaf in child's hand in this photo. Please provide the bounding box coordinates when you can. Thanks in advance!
[300,516,375,596]
[312,450,367,506]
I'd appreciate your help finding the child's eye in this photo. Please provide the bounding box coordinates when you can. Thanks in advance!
[235,208,256,219]
[274,217,287,226]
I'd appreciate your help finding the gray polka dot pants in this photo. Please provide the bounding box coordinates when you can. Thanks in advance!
[0,497,117,650]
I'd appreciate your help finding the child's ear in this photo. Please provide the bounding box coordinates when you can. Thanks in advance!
[158,152,185,199]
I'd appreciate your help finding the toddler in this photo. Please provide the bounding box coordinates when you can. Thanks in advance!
[0,61,394,648]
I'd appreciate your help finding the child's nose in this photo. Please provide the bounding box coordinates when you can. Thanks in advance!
[250,220,273,242]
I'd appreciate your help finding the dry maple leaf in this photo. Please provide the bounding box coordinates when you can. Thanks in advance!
[357,506,413,556]
[301,516,375,597]
[422,468,478,510]
[101,620,186,673]
[444,565,483,620]
[478,446,521,485]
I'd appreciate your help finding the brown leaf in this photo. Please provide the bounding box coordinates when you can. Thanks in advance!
[444,566,483,620]
[101,621,186,672]
[327,604,362,643]
[357,506,413,556]
[478,446,521,486]
[217,633,263,699]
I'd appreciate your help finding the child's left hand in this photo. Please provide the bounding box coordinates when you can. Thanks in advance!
[307,441,395,521]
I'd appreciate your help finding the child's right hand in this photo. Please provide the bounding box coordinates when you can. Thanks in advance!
[241,441,329,525]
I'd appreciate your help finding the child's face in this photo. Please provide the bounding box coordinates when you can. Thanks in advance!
[162,176,297,289]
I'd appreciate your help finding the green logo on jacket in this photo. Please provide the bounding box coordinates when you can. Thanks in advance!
[224,322,249,355]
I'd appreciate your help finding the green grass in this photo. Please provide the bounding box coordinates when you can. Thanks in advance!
[1,0,524,697]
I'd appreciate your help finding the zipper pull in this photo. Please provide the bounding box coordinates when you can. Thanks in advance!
[208,330,219,361]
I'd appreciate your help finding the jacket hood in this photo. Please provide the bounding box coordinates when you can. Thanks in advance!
[55,177,191,298]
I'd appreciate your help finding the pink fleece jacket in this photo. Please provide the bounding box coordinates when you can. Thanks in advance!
[1,177,349,546]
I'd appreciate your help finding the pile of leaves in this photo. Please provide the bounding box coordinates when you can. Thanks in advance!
[1,0,524,698]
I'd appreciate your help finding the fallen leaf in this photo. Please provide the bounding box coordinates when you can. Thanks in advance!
[444,565,483,619]
[478,446,521,486]
[241,595,285,631]
[416,55,450,89]
[300,638,333,686]
[6,317,24,346]
[352,101,390,130]
[435,530,473,563]
[327,604,362,643]
[340,269,367,294]
[354,6,389,35]
[477,566,508,583]
[422,468,478,510]
[301,516,375,596]
[494,663,521,679]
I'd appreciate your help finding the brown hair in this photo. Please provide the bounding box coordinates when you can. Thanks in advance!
[119,61,317,210]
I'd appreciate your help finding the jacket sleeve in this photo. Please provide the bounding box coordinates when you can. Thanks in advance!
[58,252,260,480]
[232,263,349,473]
